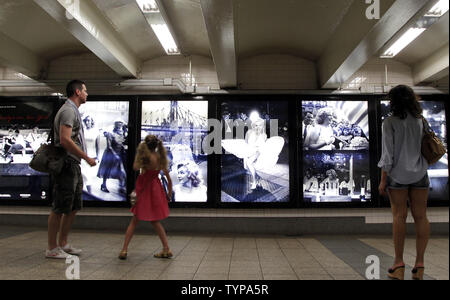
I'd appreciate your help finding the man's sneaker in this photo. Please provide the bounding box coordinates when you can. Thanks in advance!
[45,247,72,259]
[61,244,82,256]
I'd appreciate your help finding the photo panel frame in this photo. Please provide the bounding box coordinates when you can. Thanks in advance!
[218,98,292,206]
[299,97,377,207]
[380,97,449,204]
[0,97,55,203]
[139,99,210,205]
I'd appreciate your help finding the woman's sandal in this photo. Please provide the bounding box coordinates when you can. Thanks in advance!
[388,265,405,280]
[154,249,173,259]
[412,266,425,280]
[118,250,128,260]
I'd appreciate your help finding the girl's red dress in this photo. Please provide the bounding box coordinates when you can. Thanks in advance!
[130,169,169,221]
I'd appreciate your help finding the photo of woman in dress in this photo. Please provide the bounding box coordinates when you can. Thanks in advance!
[81,115,100,195]
[97,119,127,195]
[221,101,290,203]
[79,101,130,202]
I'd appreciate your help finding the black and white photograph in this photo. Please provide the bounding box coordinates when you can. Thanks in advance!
[141,101,208,203]
[0,101,52,200]
[302,101,369,151]
[78,101,129,202]
[303,152,371,203]
[221,101,290,203]
[381,100,449,201]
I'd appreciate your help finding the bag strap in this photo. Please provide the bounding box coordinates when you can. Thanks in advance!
[421,116,432,134]
[421,116,440,140]
[48,98,67,145]
[47,126,54,144]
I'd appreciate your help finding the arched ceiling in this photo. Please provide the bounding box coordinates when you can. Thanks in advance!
[234,0,354,61]
[0,0,448,88]
[0,0,88,60]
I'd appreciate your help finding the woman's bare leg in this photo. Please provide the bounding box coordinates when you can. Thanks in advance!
[409,188,429,268]
[388,189,409,267]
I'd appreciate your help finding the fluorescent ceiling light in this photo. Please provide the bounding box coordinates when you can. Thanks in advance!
[426,0,449,17]
[136,0,180,55]
[136,0,159,13]
[151,24,180,55]
[381,27,426,58]
[381,0,448,58]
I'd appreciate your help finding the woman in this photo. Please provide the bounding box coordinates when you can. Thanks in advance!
[97,120,127,195]
[173,160,207,202]
[378,85,429,280]
[80,116,100,194]
[244,116,267,189]
[306,108,336,150]
[119,135,173,259]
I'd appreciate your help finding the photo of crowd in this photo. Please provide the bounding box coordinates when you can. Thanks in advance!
[303,152,371,202]
[381,101,448,201]
[141,101,208,203]
[221,101,290,203]
[1,127,49,165]
[301,100,371,203]
[78,101,129,202]
[302,101,369,151]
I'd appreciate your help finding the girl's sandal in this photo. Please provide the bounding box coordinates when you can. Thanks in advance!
[118,250,128,260]
[154,250,173,259]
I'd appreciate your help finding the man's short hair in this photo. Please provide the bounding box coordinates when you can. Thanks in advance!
[66,80,86,98]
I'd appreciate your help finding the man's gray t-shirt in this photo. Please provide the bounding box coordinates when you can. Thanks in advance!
[54,100,85,163]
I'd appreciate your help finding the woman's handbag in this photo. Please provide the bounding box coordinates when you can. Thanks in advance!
[421,117,446,165]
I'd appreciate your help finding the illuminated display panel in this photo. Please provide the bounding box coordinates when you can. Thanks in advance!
[141,101,208,203]
[381,100,448,201]
[221,100,290,203]
[301,100,371,203]
[79,101,130,202]
[0,101,53,201]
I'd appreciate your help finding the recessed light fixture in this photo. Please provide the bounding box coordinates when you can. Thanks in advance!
[426,0,449,17]
[136,0,180,55]
[150,24,180,55]
[381,27,426,58]
[381,0,448,58]
[136,0,159,13]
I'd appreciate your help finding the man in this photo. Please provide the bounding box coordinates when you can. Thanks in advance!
[302,112,314,150]
[46,80,96,259]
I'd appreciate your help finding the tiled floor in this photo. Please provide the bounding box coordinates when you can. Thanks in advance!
[0,226,447,280]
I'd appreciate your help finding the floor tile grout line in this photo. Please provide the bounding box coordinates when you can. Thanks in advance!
[227,238,235,280]
[255,238,265,280]
[156,235,194,280]
[357,238,441,280]
[276,239,300,280]
[190,236,214,280]
[303,238,342,280]
[295,237,333,280]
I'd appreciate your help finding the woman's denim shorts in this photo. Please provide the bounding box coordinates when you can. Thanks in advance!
[387,173,430,190]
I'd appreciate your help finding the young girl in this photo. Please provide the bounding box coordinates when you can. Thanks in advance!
[119,135,173,259]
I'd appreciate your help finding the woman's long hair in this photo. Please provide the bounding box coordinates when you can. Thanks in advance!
[388,85,422,119]
[134,135,168,170]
